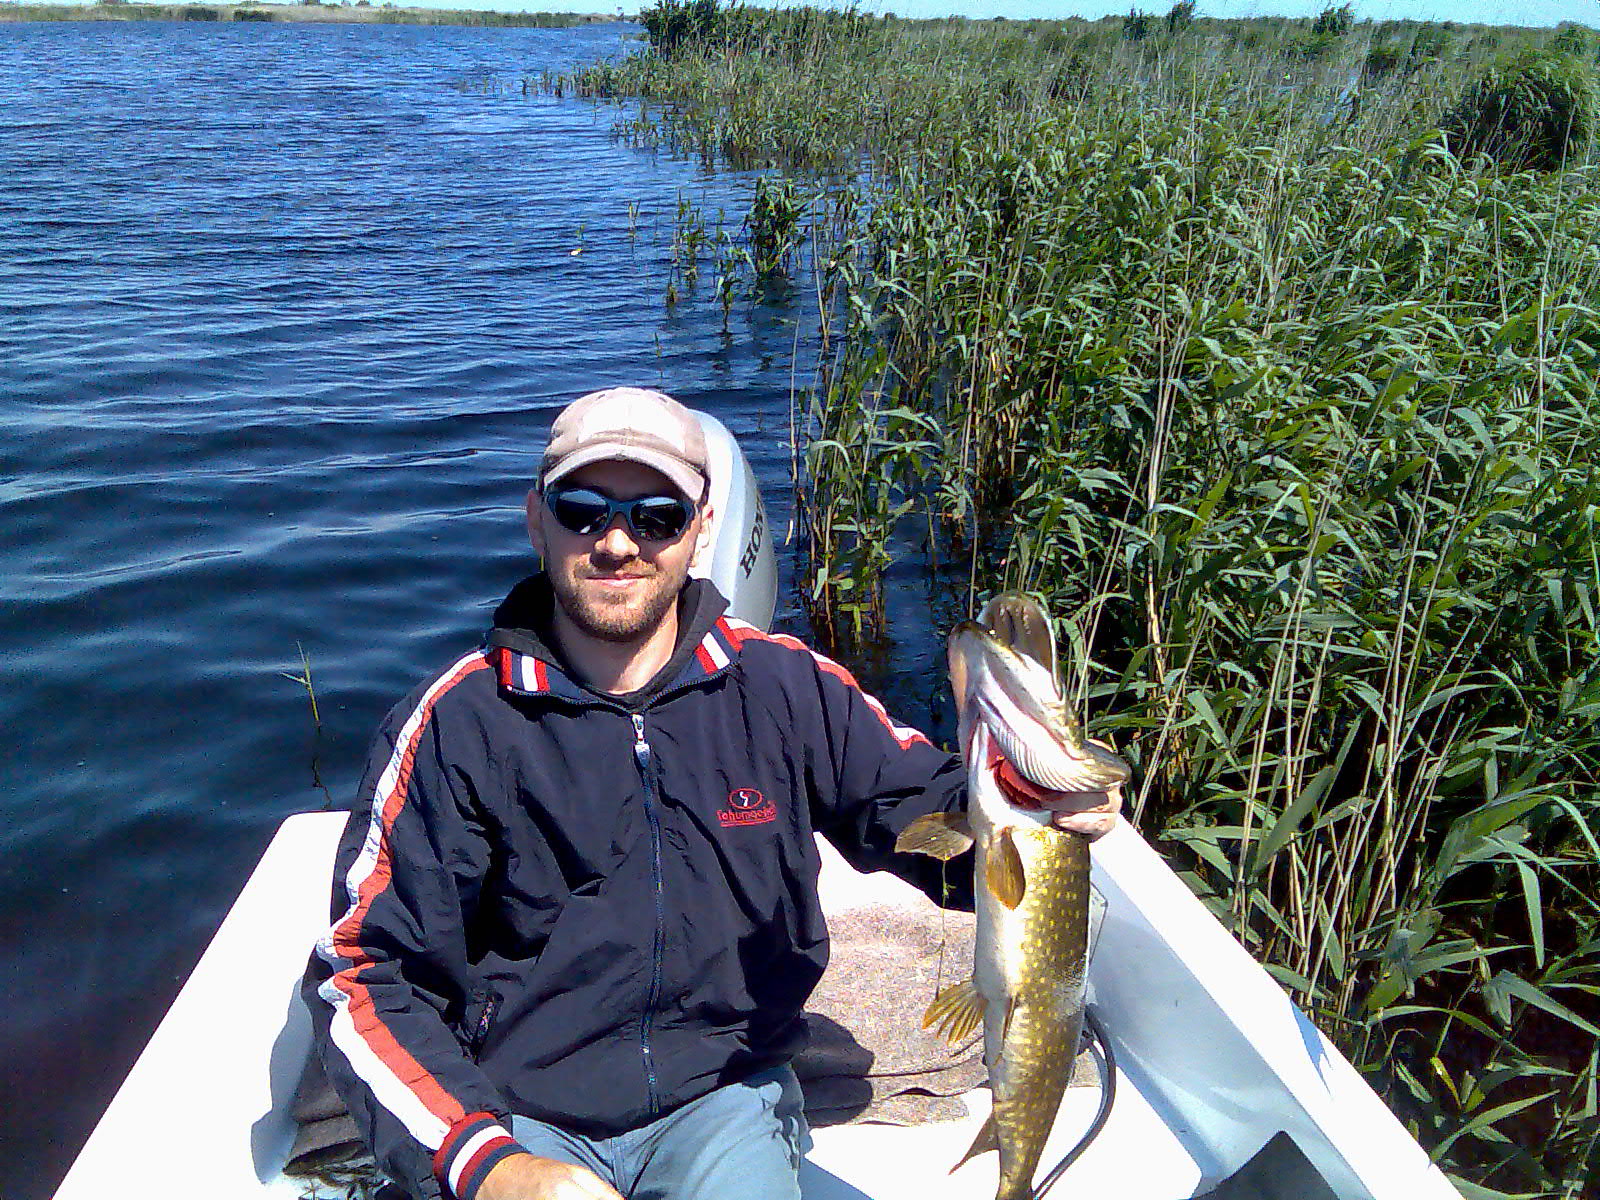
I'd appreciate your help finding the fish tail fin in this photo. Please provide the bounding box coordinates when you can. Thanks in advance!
[922,978,986,1044]
[951,1111,999,1172]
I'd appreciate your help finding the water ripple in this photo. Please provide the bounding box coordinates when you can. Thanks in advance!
[0,20,807,1198]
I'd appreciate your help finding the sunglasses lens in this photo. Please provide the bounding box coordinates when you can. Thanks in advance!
[630,496,692,540]
[548,488,612,536]
[547,487,693,541]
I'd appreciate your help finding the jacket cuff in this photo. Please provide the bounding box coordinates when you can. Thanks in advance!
[433,1112,525,1200]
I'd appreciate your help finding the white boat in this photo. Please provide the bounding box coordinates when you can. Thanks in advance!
[56,413,1461,1200]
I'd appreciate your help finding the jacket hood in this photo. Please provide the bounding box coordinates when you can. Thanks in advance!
[487,573,730,706]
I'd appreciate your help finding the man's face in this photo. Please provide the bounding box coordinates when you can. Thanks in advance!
[527,459,711,646]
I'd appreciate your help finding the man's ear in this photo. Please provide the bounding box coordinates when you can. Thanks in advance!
[690,500,715,568]
[526,489,545,558]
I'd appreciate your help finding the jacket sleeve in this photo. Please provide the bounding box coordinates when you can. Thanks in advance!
[788,645,975,908]
[301,657,529,1200]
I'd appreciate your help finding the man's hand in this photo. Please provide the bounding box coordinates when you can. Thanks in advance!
[476,1152,622,1200]
[1041,782,1122,840]
[996,737,1126,840]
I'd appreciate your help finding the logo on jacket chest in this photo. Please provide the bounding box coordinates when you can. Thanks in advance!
[718,787,776,828]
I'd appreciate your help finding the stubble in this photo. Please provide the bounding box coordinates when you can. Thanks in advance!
[549,560,683,645]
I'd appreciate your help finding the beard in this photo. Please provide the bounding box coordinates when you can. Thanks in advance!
[548,558,685,645]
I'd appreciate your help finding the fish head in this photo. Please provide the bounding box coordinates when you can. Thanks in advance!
[948,595,1130,798]
[948,595,1070,743]
[977,592,1058,684]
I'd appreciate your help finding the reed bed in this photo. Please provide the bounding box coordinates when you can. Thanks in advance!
[562,9,1600,1195]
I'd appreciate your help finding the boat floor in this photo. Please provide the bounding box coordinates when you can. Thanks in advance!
[803,1061,1201,1200]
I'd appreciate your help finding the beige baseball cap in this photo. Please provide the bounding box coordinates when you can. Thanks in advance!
[540,387,709,501]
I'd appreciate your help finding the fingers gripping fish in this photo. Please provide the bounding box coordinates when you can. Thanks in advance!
[895,593,1129,1200]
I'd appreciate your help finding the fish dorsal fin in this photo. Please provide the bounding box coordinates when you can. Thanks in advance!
[986,827,1027,909]
[895,812,976,861]
[979,591,1058,683]
[953,1113,1000,1172]
[921,978,986,1044]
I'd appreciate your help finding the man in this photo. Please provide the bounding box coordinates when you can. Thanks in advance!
[303,387,1120,1200]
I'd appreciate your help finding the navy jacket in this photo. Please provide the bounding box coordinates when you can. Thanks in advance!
[303,577,968,1200]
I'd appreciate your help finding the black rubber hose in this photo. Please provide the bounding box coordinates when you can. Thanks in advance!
[1032,1005,1117,1200]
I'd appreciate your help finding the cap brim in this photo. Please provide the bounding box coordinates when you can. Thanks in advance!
[543,443,706,502]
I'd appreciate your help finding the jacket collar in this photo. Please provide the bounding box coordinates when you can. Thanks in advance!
[487,574,732,706]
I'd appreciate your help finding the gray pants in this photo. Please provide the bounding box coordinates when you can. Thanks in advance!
[509,1066,811,1200]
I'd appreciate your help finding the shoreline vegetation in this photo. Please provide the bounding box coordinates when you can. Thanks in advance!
[559,5,1600,1196]
[0,1,614,23]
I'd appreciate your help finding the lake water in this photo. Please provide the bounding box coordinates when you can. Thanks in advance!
[0,19,918,1195]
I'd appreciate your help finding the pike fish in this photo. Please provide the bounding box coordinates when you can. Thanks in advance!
[895,593,1130,1200]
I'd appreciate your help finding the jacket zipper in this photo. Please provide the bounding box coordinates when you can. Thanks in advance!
[469,996,500,1061]
[633,711,665,1116]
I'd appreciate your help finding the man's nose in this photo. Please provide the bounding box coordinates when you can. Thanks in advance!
[596,518,639,558]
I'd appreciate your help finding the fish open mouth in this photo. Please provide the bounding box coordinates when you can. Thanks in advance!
[989,750,1054,810]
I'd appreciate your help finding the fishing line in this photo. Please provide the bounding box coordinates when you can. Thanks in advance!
[1031,1006,1116,1200]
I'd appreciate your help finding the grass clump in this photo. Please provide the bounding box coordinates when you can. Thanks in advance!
[1444,47,1597,172]
[1296,2,1354,61]
[637,0,877,63]
[1549,24,1591,60]
[638,0,724,57]
[1311,2,1354,38]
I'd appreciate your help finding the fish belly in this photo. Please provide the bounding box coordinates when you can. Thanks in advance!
[985,824,1091,1200]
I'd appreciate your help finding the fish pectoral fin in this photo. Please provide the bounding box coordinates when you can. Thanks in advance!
[921,978,986,1044]
[986,827,1027,909]
[951,1112,999,1172]
[895,812,976,860]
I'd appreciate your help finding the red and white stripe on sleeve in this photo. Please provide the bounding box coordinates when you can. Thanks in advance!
[717,617,930,750]
[433,1112,525,1200]
[312,651,501,1164]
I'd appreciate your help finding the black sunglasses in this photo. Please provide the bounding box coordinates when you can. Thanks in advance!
[544,485,697,542]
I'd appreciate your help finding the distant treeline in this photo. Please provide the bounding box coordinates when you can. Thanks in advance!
[0,1,614,24]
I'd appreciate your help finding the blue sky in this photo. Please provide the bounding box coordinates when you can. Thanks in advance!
[416,0,1596,28]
